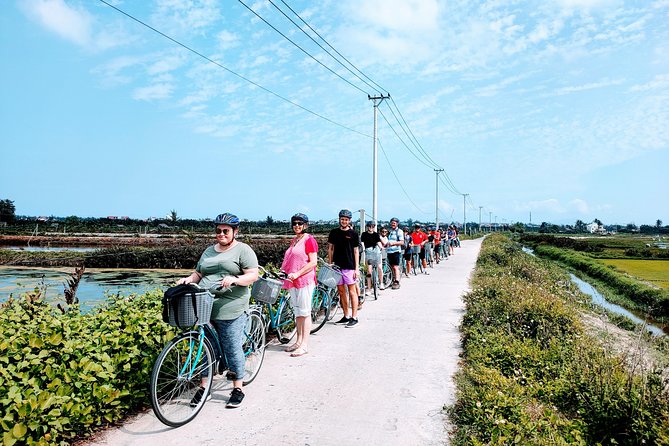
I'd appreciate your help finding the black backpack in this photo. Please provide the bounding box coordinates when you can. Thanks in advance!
[161,284,200,327]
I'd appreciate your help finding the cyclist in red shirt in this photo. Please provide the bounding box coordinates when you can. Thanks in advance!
[430,227,442,264]
[410,224,429,274]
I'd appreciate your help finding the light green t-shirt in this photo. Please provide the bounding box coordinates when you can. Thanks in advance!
[196,242,258,320]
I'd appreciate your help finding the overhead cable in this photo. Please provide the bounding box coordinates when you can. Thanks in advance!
[277,0,388,95]
[266,0,385,95]
[378,139,428,215]
[237,0,370,96]
[98,0,371,139]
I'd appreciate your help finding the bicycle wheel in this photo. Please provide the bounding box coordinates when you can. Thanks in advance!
[310,285,329,334]
[326,287,340,321]
[242,310,265,385]
[275,296,296,344]
[412,253,419,275]
[382,262,393,288]
[372,269,378,300]
[150,331,214,427]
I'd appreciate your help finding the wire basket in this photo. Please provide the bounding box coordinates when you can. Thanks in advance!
[317,264,342,288]
[365,248,381,266]
[251,277,283,304]
[168,290,214,328]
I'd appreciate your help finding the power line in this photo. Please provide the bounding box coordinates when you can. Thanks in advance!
[276,0,388,95]
[382,101,440,169]
[237,0,370,96]
[266,0,384,95]
[377,107,434,169]
[378,139,428,215]
[98,0,371,139]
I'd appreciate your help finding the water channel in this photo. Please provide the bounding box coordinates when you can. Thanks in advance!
[0,266,189,310]
[521,246,666,337]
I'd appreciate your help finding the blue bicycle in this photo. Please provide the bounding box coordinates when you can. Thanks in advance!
[150,285,265,427]
[252,267,296,344]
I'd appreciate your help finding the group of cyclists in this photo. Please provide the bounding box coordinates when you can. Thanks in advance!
[364,216,460,292]
[172,210,461,409]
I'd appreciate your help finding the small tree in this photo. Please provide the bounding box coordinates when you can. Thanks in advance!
[169,210,178,222]
[266,215,274,226]
[0,199,16,223]
[657,219,663,229]
[575,219,586,233]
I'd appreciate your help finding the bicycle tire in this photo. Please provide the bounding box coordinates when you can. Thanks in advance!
[382,262,393,288]
[372,269,378,300]
[242,310,265,385]
[412,253,419,275]
[275,297,296,344]
[326,288,339,321]
[150,331,214,427]
[310,285,329,334]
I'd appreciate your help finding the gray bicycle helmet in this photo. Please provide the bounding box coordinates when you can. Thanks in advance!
[291,213,309,224]
[338,209,352,219]
[365,220,375,227]
[390,217,400,223]
[213,213,240,227]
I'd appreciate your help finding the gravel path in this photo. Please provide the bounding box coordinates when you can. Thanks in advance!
[88,238,483,446]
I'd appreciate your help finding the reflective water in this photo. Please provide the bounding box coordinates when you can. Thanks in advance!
[569,274,666,337]
[0,266,189,310]
[521,245,665,336]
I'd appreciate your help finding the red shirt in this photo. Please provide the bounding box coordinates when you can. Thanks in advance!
[411,230,427,246]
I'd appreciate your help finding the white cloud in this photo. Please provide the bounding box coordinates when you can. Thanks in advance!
[569,198,590,214]
[151,0,221,36]
[629,73,669,91]
[132,83,174,101]
[553,78,625,95]
[21,0,93,47]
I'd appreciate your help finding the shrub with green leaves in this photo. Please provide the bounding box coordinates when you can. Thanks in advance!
[0,291,175,445]
[449,234,669,445]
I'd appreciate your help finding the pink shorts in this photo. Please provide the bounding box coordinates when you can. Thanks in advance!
[337,269,357,286]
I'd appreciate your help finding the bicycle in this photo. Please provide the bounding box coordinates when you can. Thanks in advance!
[316,258,342,321]
[381,257,393,289]
[363,247,381,300]
[150,285,265,427]
[253,267,296,344]
[412,244,424,275]
[310,283,331,333]
[425,242,434,268]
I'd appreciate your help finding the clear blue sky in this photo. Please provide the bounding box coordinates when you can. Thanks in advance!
[1,0,667,226]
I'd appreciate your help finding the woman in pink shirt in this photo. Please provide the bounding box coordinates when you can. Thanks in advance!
[281,213,318,357]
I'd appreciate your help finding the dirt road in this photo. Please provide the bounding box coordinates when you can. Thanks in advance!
[89,238,483,446]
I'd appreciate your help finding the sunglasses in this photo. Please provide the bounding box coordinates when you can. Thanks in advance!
[215,228,233,235]
[292,221,305,226]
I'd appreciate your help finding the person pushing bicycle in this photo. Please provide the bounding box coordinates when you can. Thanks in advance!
[176,212,259,408]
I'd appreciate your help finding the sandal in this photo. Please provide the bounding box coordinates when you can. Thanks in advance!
[290,347,308,357]
[284,344,301,352]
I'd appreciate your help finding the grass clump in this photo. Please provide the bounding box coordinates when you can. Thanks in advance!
[449,234,669,445]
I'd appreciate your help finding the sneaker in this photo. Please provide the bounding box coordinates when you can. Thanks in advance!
[190,387,211,407]
[334,316,350,325]
[391,281,400,290]
[226,387,244,408]
[345,318,359,328]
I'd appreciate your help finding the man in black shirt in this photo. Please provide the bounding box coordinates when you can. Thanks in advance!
[327,209,360,328]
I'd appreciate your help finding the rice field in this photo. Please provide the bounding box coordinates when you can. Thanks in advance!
[599,259,669,289]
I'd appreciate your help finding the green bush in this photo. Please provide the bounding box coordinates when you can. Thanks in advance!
[449,234,669,445]
[0,291,174,445]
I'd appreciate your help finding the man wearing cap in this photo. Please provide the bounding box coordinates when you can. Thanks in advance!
[411,224,429,274]
[328,209,361,328]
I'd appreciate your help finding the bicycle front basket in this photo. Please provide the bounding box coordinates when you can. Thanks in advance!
[251,277,283,304]
[317,264,342,288]
[168,290,214,328]
[365,248,381,267]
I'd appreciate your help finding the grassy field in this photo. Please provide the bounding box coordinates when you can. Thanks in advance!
[599,259,669,290]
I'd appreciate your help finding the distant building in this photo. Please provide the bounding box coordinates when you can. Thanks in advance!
[587,222,605,234]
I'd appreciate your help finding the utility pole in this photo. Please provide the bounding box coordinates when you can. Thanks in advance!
[435,169,443,230]
[479,206,482,233]
[462,193,469,235]
[369,93,390,228]
[489,211,492,232]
